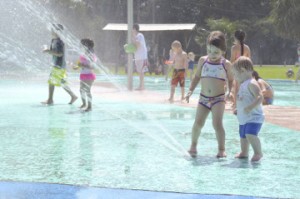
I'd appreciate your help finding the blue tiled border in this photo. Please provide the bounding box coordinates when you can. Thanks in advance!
[0,181,273,199]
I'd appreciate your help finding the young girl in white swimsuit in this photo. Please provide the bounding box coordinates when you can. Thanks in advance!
[185,31,234,158]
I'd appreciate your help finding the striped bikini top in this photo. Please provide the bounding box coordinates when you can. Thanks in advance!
[201,58,227,81]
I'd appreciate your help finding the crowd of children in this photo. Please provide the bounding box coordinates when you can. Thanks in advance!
[42,24,96,112]
[167,30,266,162]
[43,23,283,162]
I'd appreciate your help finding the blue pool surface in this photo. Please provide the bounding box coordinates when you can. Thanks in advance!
[0,75,299,199]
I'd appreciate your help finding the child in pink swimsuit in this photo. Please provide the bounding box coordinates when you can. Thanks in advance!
[75,38,97,112]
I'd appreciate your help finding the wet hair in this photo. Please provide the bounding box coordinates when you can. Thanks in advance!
[133,24,140,32]
[252,70,261,81]
[81,38,94,51]
[233,56,253,72]
[52,23,64,31]
[171,40,182,49]
[234,30,246,56]
[207,31,226,52]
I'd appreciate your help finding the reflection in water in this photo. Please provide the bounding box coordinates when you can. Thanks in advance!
[78,114,93,183]
[170,110,185,120]
[170,109,195,120]
[191,156,227,166]
[48,128,66,179]
[47,107,66,180]
[221,159,261,169]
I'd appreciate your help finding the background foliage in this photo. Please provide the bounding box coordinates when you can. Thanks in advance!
[44,0,300,65]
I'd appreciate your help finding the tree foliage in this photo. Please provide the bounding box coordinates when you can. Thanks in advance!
[41,0,299,64]
[270,0,300,41]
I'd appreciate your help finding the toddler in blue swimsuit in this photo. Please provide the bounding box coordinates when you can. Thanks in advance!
[233,56,264,162]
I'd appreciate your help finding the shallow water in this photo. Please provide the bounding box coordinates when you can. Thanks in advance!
[0,75,299,198]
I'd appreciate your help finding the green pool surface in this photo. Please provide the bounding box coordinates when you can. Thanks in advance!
[0,75,299,199]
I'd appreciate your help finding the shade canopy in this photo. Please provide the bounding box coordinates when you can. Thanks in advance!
[103,23,196,31]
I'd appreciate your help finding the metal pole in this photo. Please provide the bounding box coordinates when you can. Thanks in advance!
[127,0,133,90]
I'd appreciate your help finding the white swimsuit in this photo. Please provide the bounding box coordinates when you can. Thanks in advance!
[237,78,264,125]
[201,58,227,81]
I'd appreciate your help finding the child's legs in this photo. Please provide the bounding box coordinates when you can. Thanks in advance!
[236,138,249,158]
[246,134,262,156]
[190,105,210,150]
[235,124,250,157]
[240,138,249,155]
[211,102,226,152]
[138,71,144,88]
[178,72,185,99]
[135,60,146,89]
[244,123,263,160]
[85,80,94,105]
[62,84,76,97]
[80,81,87,103]
[48,84,55,102]
[180,86,185,100]
[189,69,193,81]
[169,85,176,101]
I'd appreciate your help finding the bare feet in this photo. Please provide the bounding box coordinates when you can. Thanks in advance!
[84,107,92,112]
[41,100,53,105]
[135,87,144,91]
[79,104,86,109]
[251,154,263,162]
[69,96,78,104]
[235,152,249,159]
[188,150,197,158]
[168,98,174,104]
[216,150,227,158]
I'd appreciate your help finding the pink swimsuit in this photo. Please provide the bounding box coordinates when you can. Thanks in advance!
[79,54,96,81]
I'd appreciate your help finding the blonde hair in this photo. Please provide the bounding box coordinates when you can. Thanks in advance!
[233,56,253,72]
[188,52,195,60]
[171,40,182,49]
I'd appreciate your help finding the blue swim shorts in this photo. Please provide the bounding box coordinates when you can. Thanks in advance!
[264,97,273,105]
[239,123,262,138]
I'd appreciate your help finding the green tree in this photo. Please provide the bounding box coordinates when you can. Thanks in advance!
[195,18,252,57]
[270,0,300,41]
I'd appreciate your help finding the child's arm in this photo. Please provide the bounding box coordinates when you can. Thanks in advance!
[132,34,141,49]
[185,56,205,103]
[244,80,263,113]
[77,54,95,69]
[257,79,266,92]
[43,41,64,57]
[169,49,175,62]
[225,60,234,99]
[165,49,176,80]
[72,61,80,70]
[43,49,63,57]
